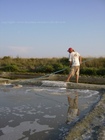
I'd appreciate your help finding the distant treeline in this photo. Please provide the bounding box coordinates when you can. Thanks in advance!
[0,56,105,76]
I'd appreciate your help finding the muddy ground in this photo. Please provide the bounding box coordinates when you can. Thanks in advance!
[0,73,105,85]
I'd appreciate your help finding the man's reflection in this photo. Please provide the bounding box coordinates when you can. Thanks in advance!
[66,92,80,124]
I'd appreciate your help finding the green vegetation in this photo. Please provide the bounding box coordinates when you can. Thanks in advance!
[0,56,105,76]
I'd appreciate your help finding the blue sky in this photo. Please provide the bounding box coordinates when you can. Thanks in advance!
[0,0,105,58]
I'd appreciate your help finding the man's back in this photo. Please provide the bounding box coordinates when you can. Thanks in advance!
[69,51,80,66]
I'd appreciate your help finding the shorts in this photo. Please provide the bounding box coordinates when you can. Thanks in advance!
[69,66,80,76]
[67,108,78,122]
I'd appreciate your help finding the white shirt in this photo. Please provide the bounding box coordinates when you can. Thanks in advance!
[69,51,80,66]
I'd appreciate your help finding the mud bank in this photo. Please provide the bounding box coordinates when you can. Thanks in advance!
[1,77,105,92]
[67,82,105,90]
[65,91,105,140]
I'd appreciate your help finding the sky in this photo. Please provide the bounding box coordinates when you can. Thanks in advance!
[0,0,105,58]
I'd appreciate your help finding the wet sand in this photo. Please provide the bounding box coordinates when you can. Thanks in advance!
[0,78,105,140]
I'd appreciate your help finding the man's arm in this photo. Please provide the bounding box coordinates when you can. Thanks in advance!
[69,61,72,67]
[79,56,82,64]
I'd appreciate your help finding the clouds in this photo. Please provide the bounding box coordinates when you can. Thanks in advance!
[1,46,32,58]
[11,46,29,54]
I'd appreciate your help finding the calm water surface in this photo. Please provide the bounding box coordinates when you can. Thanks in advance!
[0,83,100,140]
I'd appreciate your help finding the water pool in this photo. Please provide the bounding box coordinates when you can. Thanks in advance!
[0,83,100,140]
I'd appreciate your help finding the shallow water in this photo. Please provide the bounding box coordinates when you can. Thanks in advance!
[0,83,100,140]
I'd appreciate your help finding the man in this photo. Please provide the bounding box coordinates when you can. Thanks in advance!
[66,47,82,83]
[66,92,80,124]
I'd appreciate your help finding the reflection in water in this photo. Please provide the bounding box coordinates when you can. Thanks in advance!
[66,92,80,124]
[0,84,100,140]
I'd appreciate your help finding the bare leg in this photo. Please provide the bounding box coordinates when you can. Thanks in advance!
[75,67,79,83]
[66,74,72,82]
[76,75,79,83]
[66,67,74,82]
